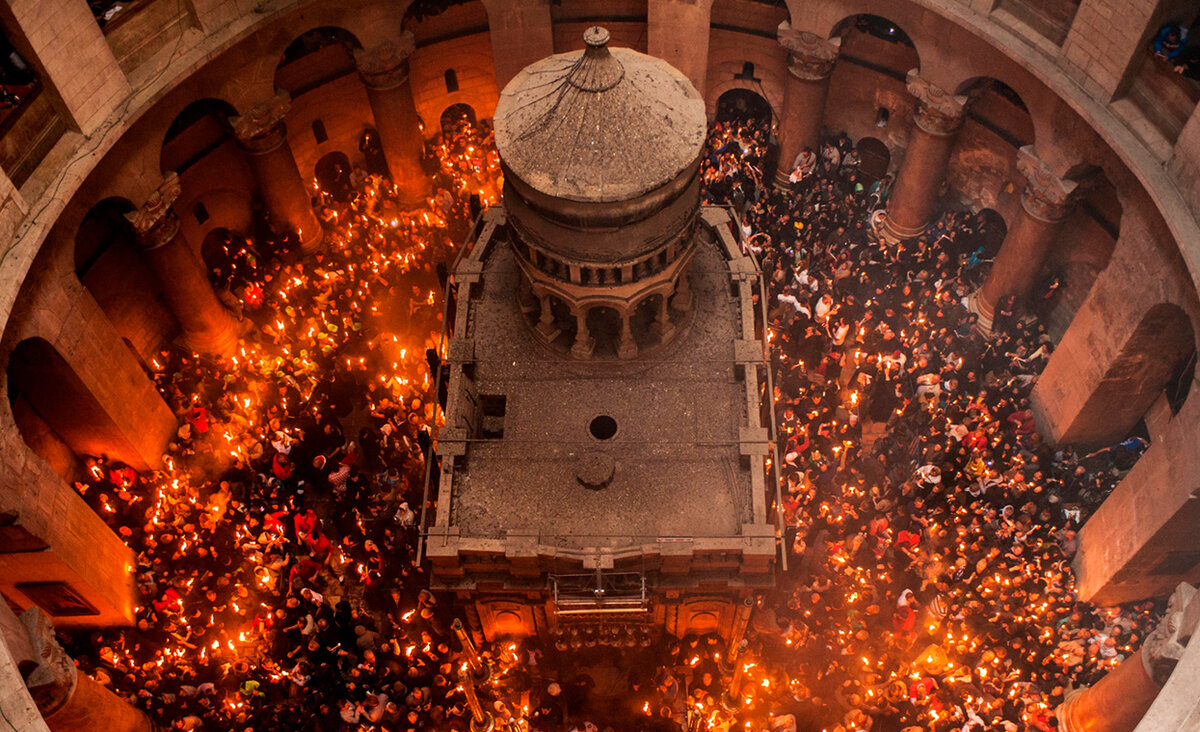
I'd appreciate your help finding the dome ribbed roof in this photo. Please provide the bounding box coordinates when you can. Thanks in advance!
[493,27,707,203]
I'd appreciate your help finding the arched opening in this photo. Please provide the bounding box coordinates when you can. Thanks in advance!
[632,294,660,349]
[945,78,1033,215]
[956,77,1034,149]
[160,98,238,173]
[855,136,890,183]
[444,68,459,94]
[315,151,353,202]
[440,103,477,137]
[1063,304,1194,452]
[274,27,362,96]
[715,88,772,125]
[585,306,623,359]
[74,198,175,359]
[975,208,1008,260]
[835,13,916,53]
[548,295,576,350]
[6,338,149,483]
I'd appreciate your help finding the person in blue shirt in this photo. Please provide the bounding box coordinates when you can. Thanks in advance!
[1152,23,1188,61]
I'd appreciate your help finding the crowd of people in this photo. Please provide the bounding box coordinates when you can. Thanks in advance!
[62,120,548,731]
[691,117,1160,731]
[54,107,1163,732]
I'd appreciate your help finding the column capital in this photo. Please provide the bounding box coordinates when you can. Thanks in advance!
[355,34,417,91]
[1141,582,1198,684]
[1016,146,1081,222]
[127,173,182,249]
[906,70,969,135]
[232,92,291,154]
[778,22,841,81]
[20,607,78,717]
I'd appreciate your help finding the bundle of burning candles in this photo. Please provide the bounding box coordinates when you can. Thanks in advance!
[58,116,1159,731]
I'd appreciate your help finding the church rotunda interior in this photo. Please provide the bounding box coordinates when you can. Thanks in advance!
[0,0,1199,730]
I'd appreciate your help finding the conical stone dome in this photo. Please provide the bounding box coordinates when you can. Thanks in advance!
[494,26,707,204]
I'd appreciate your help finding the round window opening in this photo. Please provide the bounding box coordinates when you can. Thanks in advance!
[589,415,618,440]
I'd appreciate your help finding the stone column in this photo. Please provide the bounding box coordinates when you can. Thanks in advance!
[617,312,638,359]
[1056,584,1199,732]
[571,309,594,358]
[18,606,153,732]
[648,0,715,98]
[356,35,431,209]
[233,93,323,253]
[129,174,239,356]
[536,293,560,340]
[652,293,676,341]
[775,23,840,188]
[880,71,968,243]
[479,0,555,90]
[673,268,694,312]
[971,147,1079,329]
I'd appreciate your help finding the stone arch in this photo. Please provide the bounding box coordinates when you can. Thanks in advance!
[6,338,151,481]
[199,227,237,281]
[955,76,1034,145]
[440,102,477,137]
[315,151,353,201]
[160,98,238,174]
[943,77,1033,216]
[632,292,664,349]
[975,208,1008,259]
[584,304,624,359]
[274,26,363,97]
[706,0,788,118]
[73,198,175,359]
[829,14,920,73]
[405,0,500,134]
[855,135,890,182]
[715,88,773,125]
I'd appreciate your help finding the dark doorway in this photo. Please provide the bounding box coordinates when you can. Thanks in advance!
[855,136,890,183]
[315,151,353,202]
[440,103,477,137]
[715,88,772,125]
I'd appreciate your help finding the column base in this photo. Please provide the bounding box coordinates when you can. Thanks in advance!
[298,224,325,255]
[617,337,638,360]
[672,289,693,313]
[964,289,995,335]
[469,715,495,732]
[773,168,793,192]
[570,336,595,359]
[536,320,562,342]
[651,320,676,343]
[878,213,928,244]
[180,315,244,358]
[393,177,432,211]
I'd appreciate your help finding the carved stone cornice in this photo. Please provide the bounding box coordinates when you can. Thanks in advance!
[355,33,417,91]
[232,93,291,154]
[1016,146,1080,223]
[21,607,78,717]
[906,69,968,135]
[1140,583,1198,685]
[778,22,841,81]
[128,173,182,250]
